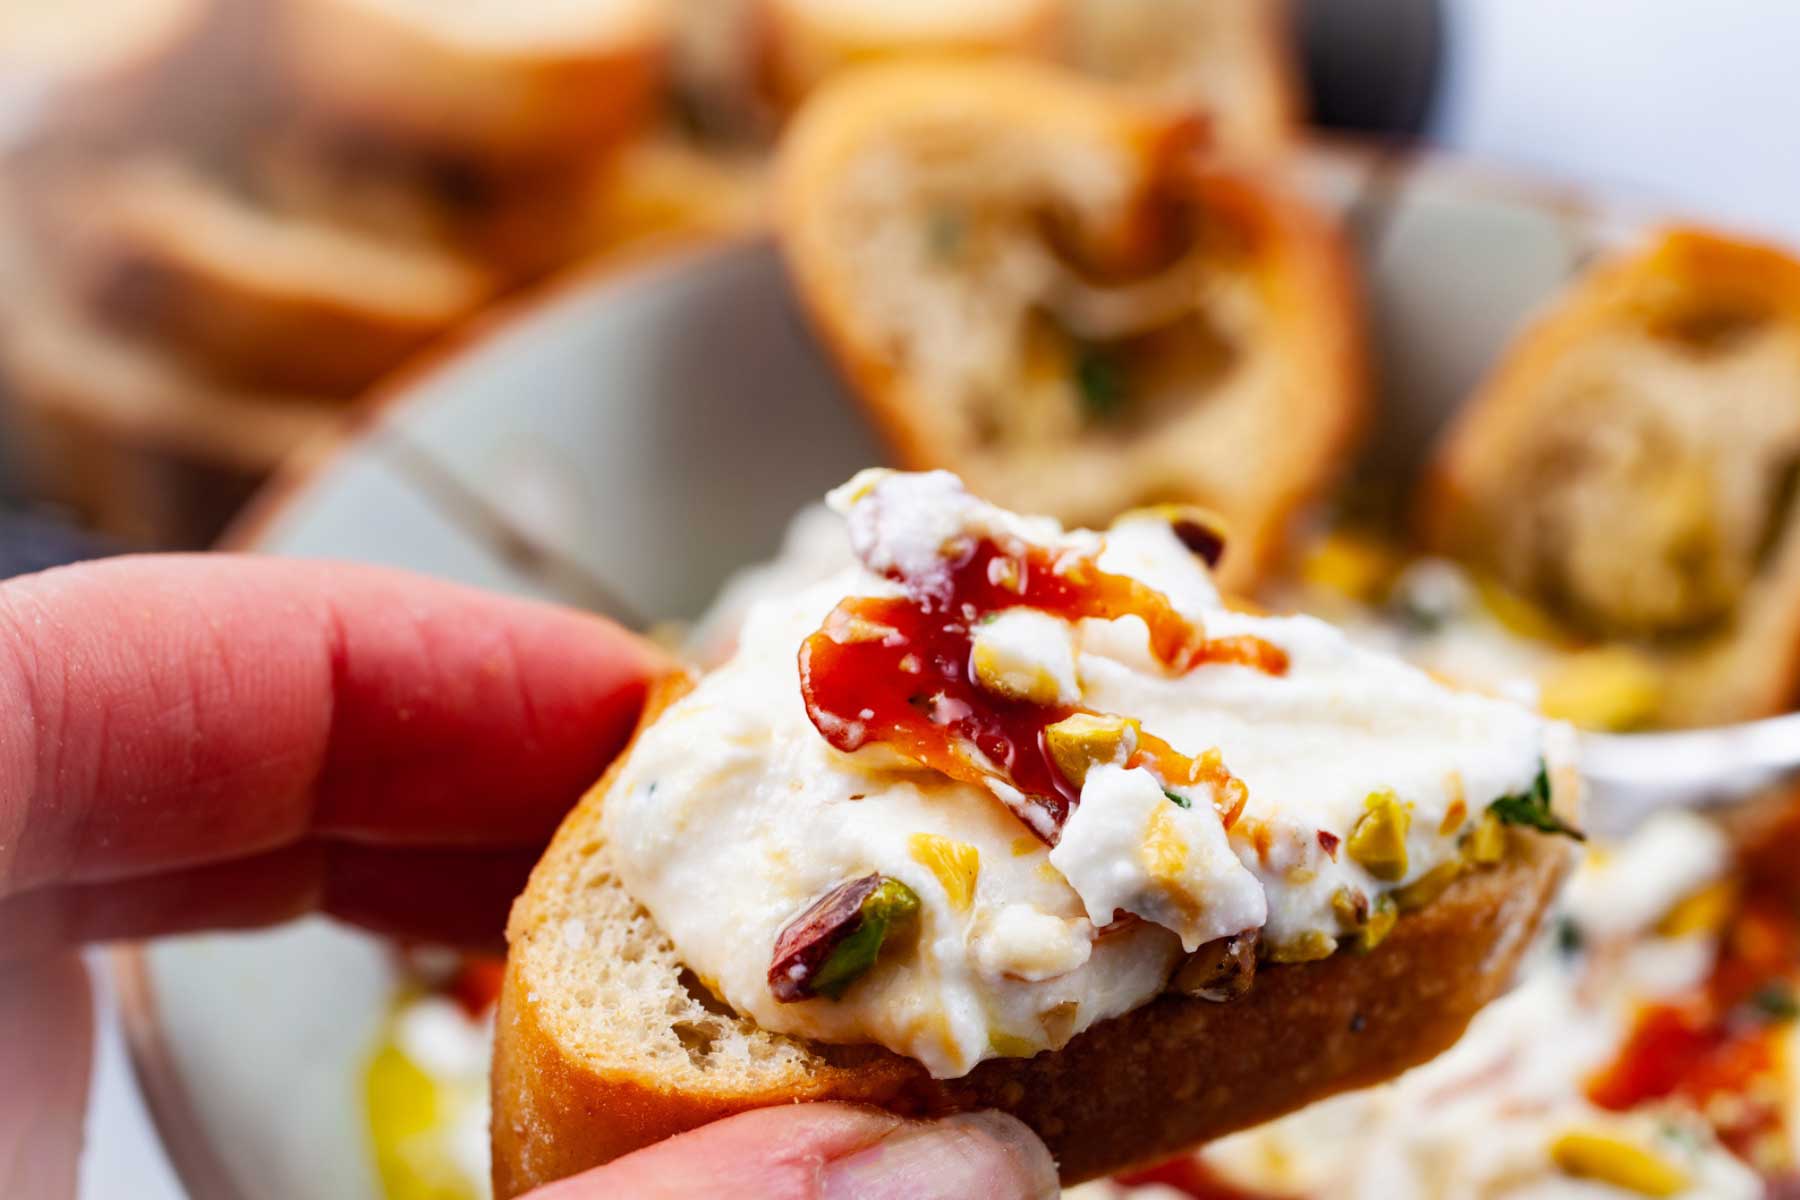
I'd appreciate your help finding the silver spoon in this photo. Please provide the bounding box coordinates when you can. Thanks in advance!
[1578,712,1800,838]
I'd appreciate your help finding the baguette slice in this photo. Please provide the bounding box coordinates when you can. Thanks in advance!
[491,674,1570,1195]
[757,0,1061,109]
[1419,228,1800,727]
[1063,0,1299,157]
[273,0,669,168]
[777,61,1364,591]
[27,153,495,396]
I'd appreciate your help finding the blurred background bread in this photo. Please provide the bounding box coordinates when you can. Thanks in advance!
[756,0,1062,109]
[272,0,670,169]
[25,153,495,395]
[1064,0,1296,155]
[0,0,1322,551]
[1421,229,1800,727]
[778,61,1362,590]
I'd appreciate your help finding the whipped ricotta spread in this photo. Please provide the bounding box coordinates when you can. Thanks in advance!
[1095,810,1761,1200]
[605,470,1572,1077]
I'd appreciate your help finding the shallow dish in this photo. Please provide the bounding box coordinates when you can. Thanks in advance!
[117,142,1649,1200]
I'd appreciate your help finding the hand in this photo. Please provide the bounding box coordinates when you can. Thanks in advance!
[0,555,1056,1200]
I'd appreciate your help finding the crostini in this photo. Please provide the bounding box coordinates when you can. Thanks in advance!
[271,0,670,169]
[777,60,1364,592]
[491,470,1577,1193]
[27,153,495,396]
[1064,0,1298,156]
[757,0,1061,109]
[1420,229,1800,727]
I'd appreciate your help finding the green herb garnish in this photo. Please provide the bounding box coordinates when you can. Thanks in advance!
[1555,917,1584,958]
[1488,761,1584,840]
[1750,983,1800,1023]
[1164,788,1192,809]
[1074,343,1128,424]
[810,878,921,1000]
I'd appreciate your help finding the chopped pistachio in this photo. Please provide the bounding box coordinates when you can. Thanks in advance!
[1550,1130,1689,1196]
[1464,810,1507,864]
[770,874,921,1002]
[1333,889,1397,954]
[1301,532,1401,604]
[1655,880,1739,939]
[1331,887,1370,928]
[1266,930,1337,963]
[908,833,981,912]
[1045,713,1138,788]
[1040,1000,1081,1048]
[1540,646,1664,731]
[1393,861,1464,912]
[1356,897,1399,952]
[1173,932,1259,1000]
[988,1031,1039,1059]
[1163,788,1192,809]
[1346,790,1411,882]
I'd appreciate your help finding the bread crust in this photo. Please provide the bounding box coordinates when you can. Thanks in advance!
[1061,0,1300,158]
[493,674,1571,1195]
[775,61,1365,592]
[1419,228,1800,726]
[273,0,669,168]
[755,0,1063,110]
[24,154,494,396]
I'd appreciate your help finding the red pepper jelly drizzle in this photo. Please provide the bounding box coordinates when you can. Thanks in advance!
[1586,883,1800,1163]
[798,534,1286,843]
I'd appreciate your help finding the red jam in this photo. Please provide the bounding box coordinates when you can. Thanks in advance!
[798,534,1284,842]
[1588,886,1800,1162]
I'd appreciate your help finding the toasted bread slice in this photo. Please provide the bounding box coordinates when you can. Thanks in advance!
[776,61,1364,591]
[27,153,495,395]
[491,674,1570,1195]
[1420,229,1800,727]
[273,0,670,168]
[757,0,1061,109]
[580,134,769,257]
[1063,0,1299,157]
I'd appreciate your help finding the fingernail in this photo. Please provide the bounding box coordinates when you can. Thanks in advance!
[821,1111,1058,1200]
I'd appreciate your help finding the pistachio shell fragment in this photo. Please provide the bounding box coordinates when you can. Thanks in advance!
[1266,930,1337,963]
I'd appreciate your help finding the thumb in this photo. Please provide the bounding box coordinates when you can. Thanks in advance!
[0,954,92,1200]
[521,1103,1059,1200]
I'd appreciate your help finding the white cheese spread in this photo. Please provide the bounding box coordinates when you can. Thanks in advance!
[605,471,1570,1077]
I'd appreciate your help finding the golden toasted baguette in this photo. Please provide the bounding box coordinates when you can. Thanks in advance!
[757,0,1061,109]
[272,0,670,168]
[580,134,770,257]
[490,675,1570,1195]
[0,290,341,546]
[1420,229,1800,727]
[777,61,1365,591]
[28,153,495,395]
[1063,0,1299,157]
